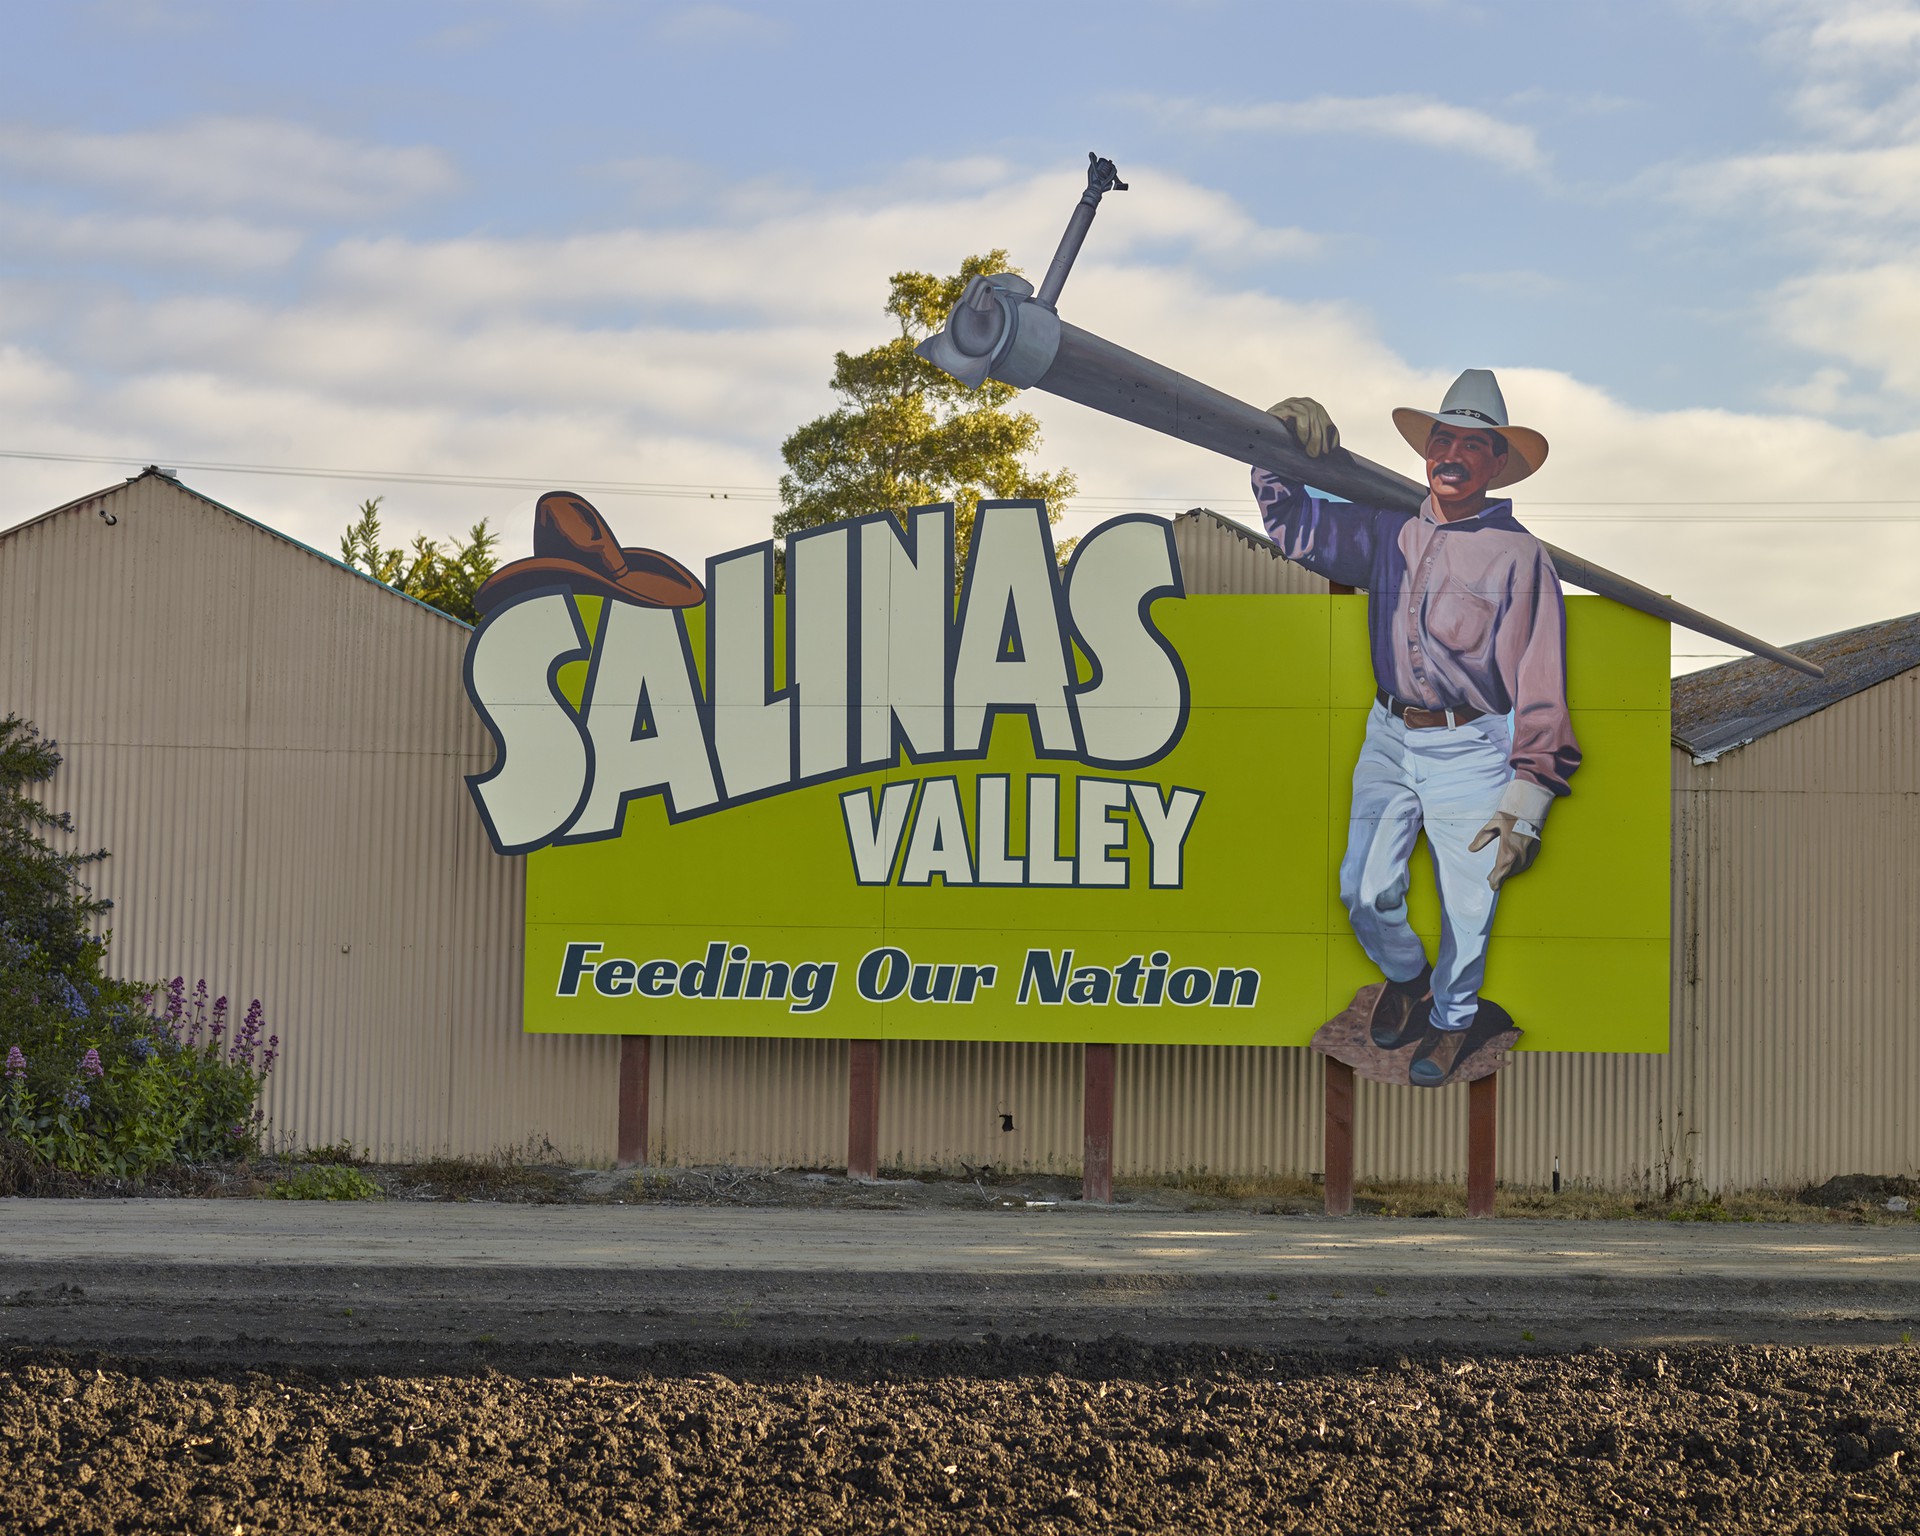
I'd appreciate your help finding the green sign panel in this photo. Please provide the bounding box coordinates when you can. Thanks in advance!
[461,505,1668,1051]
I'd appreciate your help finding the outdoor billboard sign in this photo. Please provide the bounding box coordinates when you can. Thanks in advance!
[459,492,1670,1085]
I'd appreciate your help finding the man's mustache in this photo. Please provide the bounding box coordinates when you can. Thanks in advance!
[1434,461,1469,478]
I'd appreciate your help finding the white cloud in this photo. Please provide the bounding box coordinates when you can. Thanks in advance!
[1138,93,1548,175]
[1,151,1915,664]
[0,202,301,271]
[1666,4,1920,413]
[1772,261,1920,396]
[312,161,1315,323]
[1673,142,1920,233]
[1668,3,1920,232]
[0,117,457,218]
[0,343,81,412]
[1766,364,1868,415]
[1777,0,1920,141]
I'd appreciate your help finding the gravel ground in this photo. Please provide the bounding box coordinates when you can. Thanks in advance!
[3,1342,1917,1534]
[6,1194,1918,1531]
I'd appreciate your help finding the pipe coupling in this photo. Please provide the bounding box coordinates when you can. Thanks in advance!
[914,273,1061,391]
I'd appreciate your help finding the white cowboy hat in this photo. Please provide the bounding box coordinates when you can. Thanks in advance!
[1391,368,1547,490]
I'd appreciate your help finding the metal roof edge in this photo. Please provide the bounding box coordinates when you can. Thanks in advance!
[0,476,137,540]
[1173,505,1286,557]
[1670,611,1920,759]
[1678,736,1753,767]
[2,467,474,631]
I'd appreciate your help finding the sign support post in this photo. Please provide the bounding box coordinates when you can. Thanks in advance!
[616,1035,651,1169]
[847,1039,880,1180]
[1083,1043,1116,1203]
[1468,1073,1497,1217]
[1323,1059,1355,1216]
[1321,577,1360,1219]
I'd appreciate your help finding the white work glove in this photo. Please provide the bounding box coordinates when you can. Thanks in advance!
[1266,397,1340,458]
[1469,813,1541,891]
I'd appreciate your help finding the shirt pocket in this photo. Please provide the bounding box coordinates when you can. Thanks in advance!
[1424,591,1497,663]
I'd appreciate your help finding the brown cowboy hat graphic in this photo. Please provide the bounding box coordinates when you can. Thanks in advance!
[475,492,704,616]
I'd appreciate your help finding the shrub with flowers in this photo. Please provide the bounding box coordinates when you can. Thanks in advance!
[1,715,277,1179]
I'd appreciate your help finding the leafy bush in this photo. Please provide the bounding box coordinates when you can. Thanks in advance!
[301,1139,366,1166]
[0,715,278,1179]
[339,498,498,624]
[268,1165,381,1201]
[1,965,278,1179]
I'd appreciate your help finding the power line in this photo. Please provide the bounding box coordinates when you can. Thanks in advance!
[6,445,1920,521]
[0,448,778,501]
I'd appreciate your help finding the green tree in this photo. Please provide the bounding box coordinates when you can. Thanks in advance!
[0,717,108,981]
[0,718,276,1184]
[339,498,500,625]
[775,251,1076,564]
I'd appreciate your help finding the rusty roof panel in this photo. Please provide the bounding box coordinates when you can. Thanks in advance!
[1671,613,1920,762]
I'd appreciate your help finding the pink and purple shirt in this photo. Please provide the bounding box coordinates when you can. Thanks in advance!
[1252,467,1581,808]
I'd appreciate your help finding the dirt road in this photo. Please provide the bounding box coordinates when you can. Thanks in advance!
[5,1201,1918,1532]
[4,1200,1917,1363]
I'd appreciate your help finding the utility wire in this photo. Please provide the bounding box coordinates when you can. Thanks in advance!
[7,445,1920,520]
[0,447,775,501]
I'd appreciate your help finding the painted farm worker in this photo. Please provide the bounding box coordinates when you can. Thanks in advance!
[1252,369,1581,1086]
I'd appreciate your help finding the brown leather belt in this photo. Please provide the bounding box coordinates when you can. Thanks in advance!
[1377,689,1484,730]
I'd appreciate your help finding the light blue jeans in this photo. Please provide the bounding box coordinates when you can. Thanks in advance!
[1339,702,1511,1032]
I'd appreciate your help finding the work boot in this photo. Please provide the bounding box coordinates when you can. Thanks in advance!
[1408,999,1514,1088]
[1367,967,1434,1050]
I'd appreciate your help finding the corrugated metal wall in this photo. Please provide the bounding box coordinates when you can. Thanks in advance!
[1171,506,1331,598]
[1,474,619,1162]
[7,487,1914,1189]
[1671,668,1920,1190]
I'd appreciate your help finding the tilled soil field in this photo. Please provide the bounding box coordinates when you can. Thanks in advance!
[4,1342,1916,1534]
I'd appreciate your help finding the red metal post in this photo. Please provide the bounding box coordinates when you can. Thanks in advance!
[616,1035,651,1169]
[847,1039,880,1180]
[1322,576,1360,1214]
[1323,1058,1355,1216]
[1083,1042,1116,1204]
[1467,1072,1498,1217]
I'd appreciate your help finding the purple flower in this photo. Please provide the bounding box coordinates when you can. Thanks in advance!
[79,1047,103,1080]
[230,999,267,1066]
[209,995,229,1042]
[129,1037,155,1062]
[4,1045,25,1081]
[185,978,209,1045]
[164,976,185,1024]
[261,1034,279,1076]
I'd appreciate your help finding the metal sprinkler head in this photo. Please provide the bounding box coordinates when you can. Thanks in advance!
[914,152,1126,389]
[1035,152,1127,312]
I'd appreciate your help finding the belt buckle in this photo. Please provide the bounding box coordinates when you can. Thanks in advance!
[1444,707,1457,729]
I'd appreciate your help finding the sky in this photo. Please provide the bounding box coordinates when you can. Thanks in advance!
[3,0,1919,668]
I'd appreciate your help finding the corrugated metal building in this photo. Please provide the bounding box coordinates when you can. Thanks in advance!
[4,476,1914,1191]
[1,471,618,1161]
